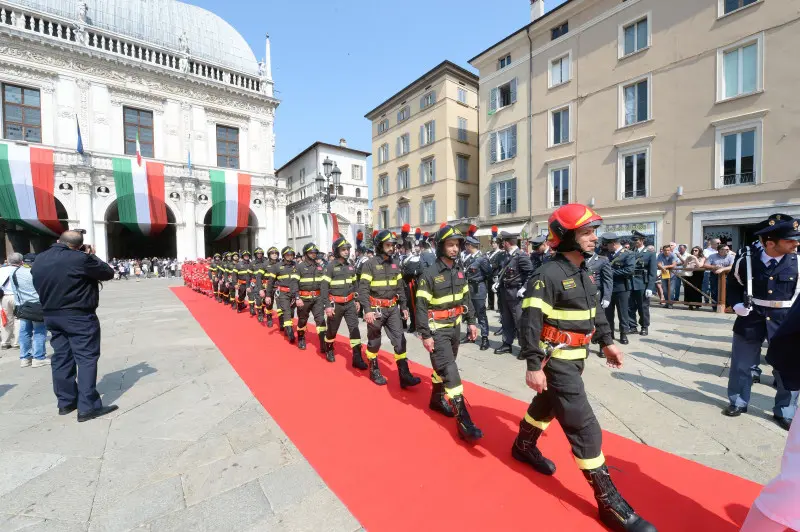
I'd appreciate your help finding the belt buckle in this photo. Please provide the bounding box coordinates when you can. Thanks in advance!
[560,331,573,347]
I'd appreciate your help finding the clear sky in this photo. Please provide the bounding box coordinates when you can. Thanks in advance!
[189,0,569,178]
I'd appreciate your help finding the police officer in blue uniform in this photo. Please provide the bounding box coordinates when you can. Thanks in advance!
[603,233,635,345]
[494,232,534,355]
[529,235,551,272]
[725,217,800,431]
[462,236,491,350]
[628,231,657,336]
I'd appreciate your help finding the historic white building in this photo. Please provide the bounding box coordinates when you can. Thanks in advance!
[278,139,371,254]
[0,0,286,261]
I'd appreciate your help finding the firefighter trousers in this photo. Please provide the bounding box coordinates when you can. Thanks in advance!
[236,283,247,304]
[325,301,361,348]
[430,324,463,396]
[524,358,604,470]
[366,305,407,361]
[255,287,274,316]
[297,297,326,335]
[276,294,295,328]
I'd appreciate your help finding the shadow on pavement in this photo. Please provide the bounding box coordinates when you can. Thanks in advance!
[611,372,727,409]
[0,383,16,399]
[660,329,732,343]
[665,314,733,325]
[97,361,157,405]
[639,337,731,358]
[631,350,724,376]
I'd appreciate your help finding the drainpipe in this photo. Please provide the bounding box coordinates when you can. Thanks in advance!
[526,28,534,234]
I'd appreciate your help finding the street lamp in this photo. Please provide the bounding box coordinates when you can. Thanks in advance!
[317,157,341,214]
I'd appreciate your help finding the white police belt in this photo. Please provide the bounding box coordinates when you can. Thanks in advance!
[751,298,794,309]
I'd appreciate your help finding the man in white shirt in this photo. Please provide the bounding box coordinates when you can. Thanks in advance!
[0,254,21,349]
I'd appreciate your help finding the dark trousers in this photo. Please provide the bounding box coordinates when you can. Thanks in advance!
[525,359,603,468]
[276,293,294,328]
[499,288,522,346]
[404,278,417,332]
[472,297,489,338]
[255,285,274,316]
[628,289,650,328]
[366,305,407,358]
[605,290,631,334]
[236,283,247,306]
[430,325,462,394]
[297,297,326,335]
[487,281,496,310]
[45,313,104,413]
[325,300,361,348]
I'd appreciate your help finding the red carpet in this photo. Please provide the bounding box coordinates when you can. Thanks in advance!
[173,287,761,531]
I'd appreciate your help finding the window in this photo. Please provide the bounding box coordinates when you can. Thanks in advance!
[457,155,469,181]
[397,106,410,123]
[488,124,517,163]
[718,35,763,101]
[397,133,410,156]
[397,203,410,225]
[377,118,389,135]
[550,166,570,207]
[377,173,389,197]
[458,117,467,142]
[457,195,469,219]
[619,15,650,58]
[356,188,362,198]
[549,53,571,88]
[2,84,41,142]
[421,198,436,224]
[357,211,362,223]
[421,157,436,184]
[397,166,410,190]
[490,178,517,215]
[550,106,570,146]
[124,107,155,159]
[378,143,389,164]
[420,91,436,110]
[620,75,651,127]
[618,144,650,199]
[215,125,239,169]
[352,165,363,180]
[457,87,467,104]
[489,78,517,113]
[721,0,759,16]
[337,185,344,195]
[420,120,435,146]
[379,207,389,229]
[498,54,512,70]
[715,117,762,187]
[551,22,568,40]
[299,167,306,184]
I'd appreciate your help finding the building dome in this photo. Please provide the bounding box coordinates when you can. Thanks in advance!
[9,0,260,75]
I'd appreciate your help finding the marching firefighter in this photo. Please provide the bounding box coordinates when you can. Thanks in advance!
[256,246,280,326]
[234,251,252,313]
[462,234,492,350]
[513,203,656,532]
[209,253,221,301]
[416,226,482,441]
[226,252,240,309]
[359,230,422,388]
[267,247,299,343]
[320,236,368,368]
[295,243,327,353]
[218,252,232,304]
[248,248,267,318]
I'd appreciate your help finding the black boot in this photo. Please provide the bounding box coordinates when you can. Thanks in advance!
[397,358,421,388]
[511,420,556,476]
[257,311,263,323]
[619,333,629,345]
[480,336,490,351]
[352,345,368,370]
[450,395,483,442]
[267,313,273,328]
[429,382,455,417]
[640,327,648,337]
[369,358,387,386]
[584,465,657,532]
[460,335,474,344]
[319,332,328,356]
[249,304,256,316]
[286,326,295,344]
[494,343,512,354]
[297,331,306,350]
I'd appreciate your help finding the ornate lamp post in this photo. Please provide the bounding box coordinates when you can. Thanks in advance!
[316,156,341,214]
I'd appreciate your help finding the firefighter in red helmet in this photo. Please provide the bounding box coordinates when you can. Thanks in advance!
[511,204,656,532]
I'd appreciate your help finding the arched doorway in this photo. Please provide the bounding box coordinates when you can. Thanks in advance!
[105,200,178,259]
[203,209,257,256]
[1,198,69,261]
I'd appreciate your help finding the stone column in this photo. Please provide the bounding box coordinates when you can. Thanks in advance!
[275,192,287,248]
[75,175,94,246]
[183,182,197,260]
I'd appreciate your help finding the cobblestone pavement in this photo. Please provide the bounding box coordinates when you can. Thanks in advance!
[0,279,786,530]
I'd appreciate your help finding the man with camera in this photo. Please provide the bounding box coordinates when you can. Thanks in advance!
[32,230,117,422]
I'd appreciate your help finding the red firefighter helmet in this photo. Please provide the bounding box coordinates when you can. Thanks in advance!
[547,204,602,249]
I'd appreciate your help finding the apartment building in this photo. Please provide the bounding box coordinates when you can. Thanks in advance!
[469,0,800,250]
[365,61,480,234]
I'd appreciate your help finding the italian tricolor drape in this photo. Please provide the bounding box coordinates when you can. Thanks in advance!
[0,143,62,236]
[209,169,251,241]
[112,157,167,236]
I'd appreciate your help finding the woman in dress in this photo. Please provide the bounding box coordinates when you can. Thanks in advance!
[683,246,705,309]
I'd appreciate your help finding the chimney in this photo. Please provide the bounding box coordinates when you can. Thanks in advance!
[339,138,347,147]
[530,0,544,21]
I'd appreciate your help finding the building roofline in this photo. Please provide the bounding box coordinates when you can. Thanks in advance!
[364,60,479,120]
[467,0,575,65]
[276,141,371,175]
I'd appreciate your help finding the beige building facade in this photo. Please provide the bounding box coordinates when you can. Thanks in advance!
[365,61,480,234]
[470,0,800,250]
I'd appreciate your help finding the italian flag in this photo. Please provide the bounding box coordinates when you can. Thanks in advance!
[209,169,251,240]
[321,212,341,244]
[0,143,63,236]
[112,157,167,235]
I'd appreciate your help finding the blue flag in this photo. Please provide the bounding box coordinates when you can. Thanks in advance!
[76,115,84,155]
[187,133,192,175]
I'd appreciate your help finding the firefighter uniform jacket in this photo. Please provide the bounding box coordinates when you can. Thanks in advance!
[208,259,219,281]
[233,260,251,284]
[358,255,407,311]
[296,259,325,297]
[519,254,614,371]
[250,258,268,285]
[415,258,476,340]
[257,260,278,291]
[321,260,358,308]
[267,260,299,299]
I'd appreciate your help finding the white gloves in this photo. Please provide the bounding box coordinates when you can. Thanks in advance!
[517,287,526,298]
[645,290,653,298]
[733,303,751,317]
[601,300,610,309]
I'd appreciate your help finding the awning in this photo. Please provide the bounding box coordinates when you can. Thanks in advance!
[474,222,527,238]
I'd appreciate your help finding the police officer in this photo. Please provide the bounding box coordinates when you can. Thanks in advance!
[462,236,491,350]
[529,235,551,272]
[295,243,327,353]
[513,204,656,532]
[226,252,240,310]
[267,247,299,344]
[486,238,502,311]
[233,251,252,313]
[725,217,800,431]
[603,233,635,345]
[400,240,424,334]
[358,230,421,388]
[629,231,657,336]
[587,244,613,354]
[209,253,221,301]
[321,237,368,368]
[416,226,482,441]
[494,232,534,355]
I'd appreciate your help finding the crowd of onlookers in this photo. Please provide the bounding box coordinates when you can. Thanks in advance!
[109,257,181,280]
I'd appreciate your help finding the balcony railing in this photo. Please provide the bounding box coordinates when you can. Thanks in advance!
[722,172,755,186]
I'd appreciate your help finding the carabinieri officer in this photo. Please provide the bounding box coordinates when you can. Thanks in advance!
[725,217,800,431]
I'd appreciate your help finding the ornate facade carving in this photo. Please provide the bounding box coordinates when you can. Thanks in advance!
[0,62,57,93]
[108,86,167,112]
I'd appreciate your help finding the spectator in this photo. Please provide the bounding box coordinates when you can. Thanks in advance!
[9,253,49,368]
[702,238,721,303]
[657,245,678,308]
[683,246,706,310]
[705,244,734,306]
[673,244,690,302]
[0,256,21,350]
[32,231,117,422]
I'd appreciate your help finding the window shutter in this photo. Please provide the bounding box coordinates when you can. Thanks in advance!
[490,88,498,112]
[419,125,424,146]
[489,132,497,163]
[420,95,425,110]
[490,183,497,216]
[430,121,435,143]
[509,125,517,158]
[432,200,436,222]
[510,78,518,103]
[396,137,400,157]
[420,201,425,224]
[432,159,436,182]
[431,90,436,104]
[511,178,517,213]
[419,162,424,185]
